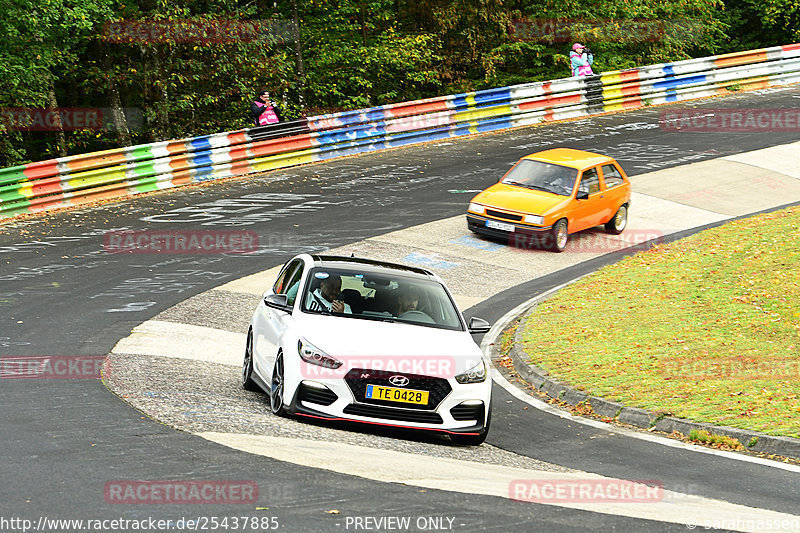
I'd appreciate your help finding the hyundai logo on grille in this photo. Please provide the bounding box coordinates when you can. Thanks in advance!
[388,375,410,387]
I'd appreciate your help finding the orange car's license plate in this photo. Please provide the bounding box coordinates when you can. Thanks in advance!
[486,219,515,232]
[366,385,429,405]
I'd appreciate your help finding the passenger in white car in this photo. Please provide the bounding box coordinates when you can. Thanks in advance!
[309,275,352,314]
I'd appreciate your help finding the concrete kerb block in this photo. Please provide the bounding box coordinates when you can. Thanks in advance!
[654,417,711,436]
[705,425,763,446]
[509,308,587,408]
[617,407,656,429]
[749,435,800,457]
[508,311,593,407]
[539,378,571,401]
[588,397,625,419]
[509,341,589,406]
[508,342,547,390]
[509,286,613,409]
[654,418,800,457]
[705,424,800,457]
[562,389,589,406]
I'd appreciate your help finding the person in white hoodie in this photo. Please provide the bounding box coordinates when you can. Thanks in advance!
[570,43,594,77]
[308,275,351,314]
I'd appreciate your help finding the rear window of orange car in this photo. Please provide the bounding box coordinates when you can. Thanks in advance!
[601,164,625,188]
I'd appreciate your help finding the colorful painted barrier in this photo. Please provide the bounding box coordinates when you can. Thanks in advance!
[2,43,799,219]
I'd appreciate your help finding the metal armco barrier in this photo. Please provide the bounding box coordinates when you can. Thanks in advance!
[2,43,799,219]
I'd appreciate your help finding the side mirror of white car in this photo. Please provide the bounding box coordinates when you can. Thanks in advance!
[467,317,491,334]
[264,293,293,313]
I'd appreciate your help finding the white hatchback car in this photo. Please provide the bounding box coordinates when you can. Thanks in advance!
[242,254,493,445]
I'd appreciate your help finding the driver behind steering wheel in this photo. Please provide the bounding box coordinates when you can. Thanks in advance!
[550,174,572,195]
[395,287,420,317]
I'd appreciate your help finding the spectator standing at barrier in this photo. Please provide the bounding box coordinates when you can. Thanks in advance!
[251,90,282,126]
[570,43,594,77]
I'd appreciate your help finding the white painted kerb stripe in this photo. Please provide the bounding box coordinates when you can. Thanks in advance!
[113,320,245,367]
[198,432,800,532]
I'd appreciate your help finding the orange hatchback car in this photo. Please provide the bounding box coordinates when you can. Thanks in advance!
[466,148,631,252]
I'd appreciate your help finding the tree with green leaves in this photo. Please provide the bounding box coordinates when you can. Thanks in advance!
[0,0,785,167]
[0,0,113,164]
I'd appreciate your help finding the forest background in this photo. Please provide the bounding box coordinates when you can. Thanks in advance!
[1,0,797,166]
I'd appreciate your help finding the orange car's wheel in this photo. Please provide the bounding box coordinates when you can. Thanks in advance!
[546,219,568,253]
[605,204,628,235]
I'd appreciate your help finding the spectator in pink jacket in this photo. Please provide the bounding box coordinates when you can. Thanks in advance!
[251,90,282,126]
[570,43,595,77]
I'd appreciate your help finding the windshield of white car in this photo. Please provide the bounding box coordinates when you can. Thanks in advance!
[300,268,464,331]
[501,159,577,196]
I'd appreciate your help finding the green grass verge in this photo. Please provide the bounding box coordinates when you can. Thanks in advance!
[518,205,800,438]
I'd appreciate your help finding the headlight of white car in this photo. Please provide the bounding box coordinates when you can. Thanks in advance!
[468,203,485,215]
[523,214,544,225]
[298,338,342,369]
[455,359,487,384]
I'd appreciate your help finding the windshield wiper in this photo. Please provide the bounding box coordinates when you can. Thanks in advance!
[524,184,552,192]
[504,180,550,192]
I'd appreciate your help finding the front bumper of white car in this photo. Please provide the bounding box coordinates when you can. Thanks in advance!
[286,369,491,436]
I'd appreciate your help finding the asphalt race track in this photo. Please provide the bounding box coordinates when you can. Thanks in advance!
[2,86,800,532]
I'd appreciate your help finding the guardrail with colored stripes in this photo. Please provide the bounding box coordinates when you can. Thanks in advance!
[2,43,799,219]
